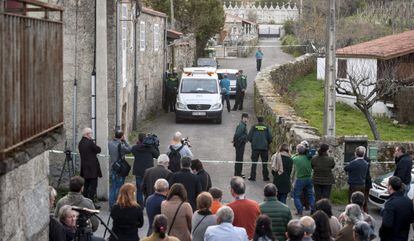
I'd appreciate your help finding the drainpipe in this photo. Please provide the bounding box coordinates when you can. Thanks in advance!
[163,16,167,109]
[132,0,140,130]
[91,0,97,141]
[115,0,121,131]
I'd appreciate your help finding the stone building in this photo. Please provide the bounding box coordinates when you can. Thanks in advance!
[221,13,258,46]
[167,31,196,72]
[0,1,64,240]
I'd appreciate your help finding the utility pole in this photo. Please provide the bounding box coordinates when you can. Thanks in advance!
[170,0,175,29]
[323,0,336,137]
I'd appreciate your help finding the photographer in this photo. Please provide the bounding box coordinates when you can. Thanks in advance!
[132,133,160,206]
[108,130,132,208]
[167,131,193,172]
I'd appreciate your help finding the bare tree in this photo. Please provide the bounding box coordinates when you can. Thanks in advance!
[335,59,414,140]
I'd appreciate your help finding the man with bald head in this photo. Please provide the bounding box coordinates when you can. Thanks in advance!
[142,154,172,199]
[78,127,102,205]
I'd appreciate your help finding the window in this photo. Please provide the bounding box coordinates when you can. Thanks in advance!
[140,21,145,51]
[154,24,160,51]
[337,59,347,79]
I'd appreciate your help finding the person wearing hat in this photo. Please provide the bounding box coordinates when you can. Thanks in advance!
[220,73,231,112]
[247,116,272,181]
[233,70,247,111]
[233,113,249,178]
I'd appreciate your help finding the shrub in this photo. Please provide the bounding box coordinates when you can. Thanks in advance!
[281,34,304,57]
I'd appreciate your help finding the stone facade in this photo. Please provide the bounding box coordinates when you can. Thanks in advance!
[254,54,414,187]
[0,151,53,241]
[167,33,196,72]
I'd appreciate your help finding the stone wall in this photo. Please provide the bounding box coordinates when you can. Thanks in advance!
[0,133,60,241]
[253,54,414,187]
[167,34,196,72]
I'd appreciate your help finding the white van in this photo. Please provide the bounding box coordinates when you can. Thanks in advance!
[175,69,223,124]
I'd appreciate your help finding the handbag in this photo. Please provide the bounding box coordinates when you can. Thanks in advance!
[111,142,131,177]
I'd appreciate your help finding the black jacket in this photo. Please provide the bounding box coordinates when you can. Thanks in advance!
[379,191,414,241]
[78,137,102,179]
[109,204,144,241]
[49,215,66,241]
[393,153,413,185]
[131,143,160,177]
[142,165,172,198]
[196,169,212,191]
[169,168,202,210]
[344,158,368,186]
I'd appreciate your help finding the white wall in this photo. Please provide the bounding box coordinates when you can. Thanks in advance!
[317,57,325,80]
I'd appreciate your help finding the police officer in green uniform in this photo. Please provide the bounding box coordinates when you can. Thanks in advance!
[233,113,249,178]
[233,70,247,111]
[247,116,272,181]
[165,70,179,112]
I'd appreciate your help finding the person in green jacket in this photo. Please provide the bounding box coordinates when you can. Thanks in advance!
[259,183,292,241]
[233,113,249,178]
[233,70,247,111]
[165,71,179,112]
[311,143,335,201]
[292,144,315,215]
[248,116,272,181]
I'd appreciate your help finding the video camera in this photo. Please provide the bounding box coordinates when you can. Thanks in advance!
[142,134,160,148]
[71,206,99,233]
[181,137,191,147]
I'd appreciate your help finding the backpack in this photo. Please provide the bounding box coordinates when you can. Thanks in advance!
[168,145,184,172]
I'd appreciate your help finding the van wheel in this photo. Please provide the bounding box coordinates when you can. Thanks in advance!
[215,116,222,124]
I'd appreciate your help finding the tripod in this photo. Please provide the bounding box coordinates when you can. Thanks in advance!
[56,148,75,189]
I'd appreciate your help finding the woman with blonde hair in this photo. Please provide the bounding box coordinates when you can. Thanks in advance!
[141,214,180,241]
[161,183,193,241]
[109,183,144,241]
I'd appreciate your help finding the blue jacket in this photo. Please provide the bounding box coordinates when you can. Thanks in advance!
[393,153,413,185]
[344,158,368,186]
[255,50,263,60]
[220,78,230,95]
[145,193,167,235]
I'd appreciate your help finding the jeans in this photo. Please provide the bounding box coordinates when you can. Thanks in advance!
[135,176,144,207]
[222,94,230,111]
[277,193,288,204]
[293,178,315,214]
[314,184,332,201]
[109,171,125,208]
[256,59,262,71]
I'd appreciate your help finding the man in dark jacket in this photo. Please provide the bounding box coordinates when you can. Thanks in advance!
[233,113,249,178]
[169,156,202,210]
[393,145,413,195]
[259,183,292,241]
[247,116,272,181]
[233,70,247,111]
[379,176,414,241]
[344,146,368,202]
[142,154,172,199]
[145,178,169,235]
[191,159,212,191]
[131,133,160,206]
[78,127,102,203]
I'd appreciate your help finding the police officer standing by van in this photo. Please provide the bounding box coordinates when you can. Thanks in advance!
[233,70,247,111]
[233,113,249,178]
[247,116,272,181]
[165,70,179,112]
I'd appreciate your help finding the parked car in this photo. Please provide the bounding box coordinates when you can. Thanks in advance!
[217,69,239,96]
[368,168,414,208]
[197,57,219,70]
[175,69,223,124]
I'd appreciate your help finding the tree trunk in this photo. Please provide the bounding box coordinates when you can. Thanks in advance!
[359,106,381,140]
[195,38,208,59]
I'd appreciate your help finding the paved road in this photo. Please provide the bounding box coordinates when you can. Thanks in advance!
[95,39,391,240]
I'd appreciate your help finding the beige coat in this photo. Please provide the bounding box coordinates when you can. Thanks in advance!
[161,196,193,241]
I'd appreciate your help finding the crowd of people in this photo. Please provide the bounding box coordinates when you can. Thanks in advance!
[49,119,414,241]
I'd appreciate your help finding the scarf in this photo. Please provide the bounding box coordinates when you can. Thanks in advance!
[271,151,290,175]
